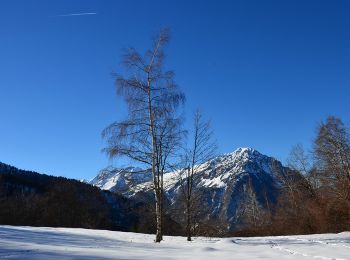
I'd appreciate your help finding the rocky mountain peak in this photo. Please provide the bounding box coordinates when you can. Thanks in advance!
[89,147,292,230]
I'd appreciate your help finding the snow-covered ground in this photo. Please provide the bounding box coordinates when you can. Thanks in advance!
[0,226,349,259]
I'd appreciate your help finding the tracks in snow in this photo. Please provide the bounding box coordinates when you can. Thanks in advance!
[288,237,350,249]
[268,237,349,260]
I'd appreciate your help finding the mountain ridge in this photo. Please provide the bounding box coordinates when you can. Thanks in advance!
[90,147,295,231]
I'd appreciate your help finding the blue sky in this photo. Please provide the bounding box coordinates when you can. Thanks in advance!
[1,0,350,180]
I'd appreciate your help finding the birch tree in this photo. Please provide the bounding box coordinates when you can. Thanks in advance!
[102,29,185,242]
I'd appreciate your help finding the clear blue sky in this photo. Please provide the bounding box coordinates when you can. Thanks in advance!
[1,0,350,180]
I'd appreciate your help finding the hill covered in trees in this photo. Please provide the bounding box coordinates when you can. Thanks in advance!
[0,162,180,234]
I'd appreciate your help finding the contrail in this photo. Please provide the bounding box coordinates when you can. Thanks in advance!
[56,12,97,17]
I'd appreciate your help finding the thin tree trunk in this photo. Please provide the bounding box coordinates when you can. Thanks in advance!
[147,75,162,242]
[186,167,192,241]
[186,198,191,241]
[160,168,164,241]
[155,189,162,242]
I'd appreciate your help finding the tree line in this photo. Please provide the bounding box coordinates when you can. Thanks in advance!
[0,162,181,234]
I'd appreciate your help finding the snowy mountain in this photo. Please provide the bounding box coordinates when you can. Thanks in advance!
[90,166,152,195]
[90,148,296,230]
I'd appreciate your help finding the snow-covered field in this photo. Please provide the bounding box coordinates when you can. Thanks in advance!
[0,226,349,259]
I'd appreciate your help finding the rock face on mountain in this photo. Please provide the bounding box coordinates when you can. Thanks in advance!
[90,148,295,231]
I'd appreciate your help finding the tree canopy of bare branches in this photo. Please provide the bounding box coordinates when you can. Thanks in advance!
[314,116,350,202]
[102,28,185,242]
[179,110,217,241]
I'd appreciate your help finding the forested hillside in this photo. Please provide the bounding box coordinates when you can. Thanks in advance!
[0,162,180,234]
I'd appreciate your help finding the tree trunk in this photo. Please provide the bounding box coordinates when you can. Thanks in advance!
[186,198,191,241]
[147,73,163,243]
[155,190,162,242]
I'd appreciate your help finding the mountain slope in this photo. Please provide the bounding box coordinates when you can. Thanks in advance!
[91,148,296,231]
[90,166,151,194]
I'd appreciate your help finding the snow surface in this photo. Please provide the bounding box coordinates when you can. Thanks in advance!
[0,225,349,259]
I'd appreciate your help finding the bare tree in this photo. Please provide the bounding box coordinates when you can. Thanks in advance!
[102,28,185,242]
[287,144,312,176]
[286,144,317,195]
[314,116,350,202]
[179,110,217,241]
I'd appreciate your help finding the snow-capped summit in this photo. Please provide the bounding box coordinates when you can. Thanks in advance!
[90,147,294,230]
[194,147,277,186]
[90,166,151,193]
